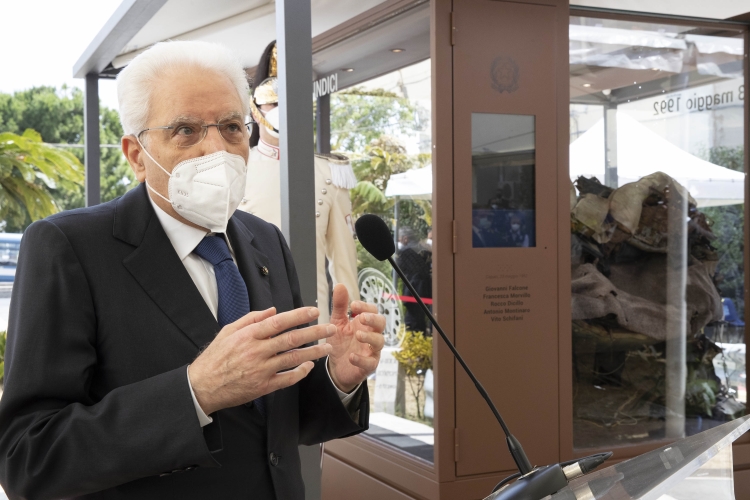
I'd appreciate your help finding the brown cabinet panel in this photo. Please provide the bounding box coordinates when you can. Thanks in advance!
[453,0,561,476]
[322,454,418,500]
[735,468,750,500]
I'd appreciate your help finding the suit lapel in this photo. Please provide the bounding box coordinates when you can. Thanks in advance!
[227,217,277,415]
[116,184,219,350]
[226,217,273,312]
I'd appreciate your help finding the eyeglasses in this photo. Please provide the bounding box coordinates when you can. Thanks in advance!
[137,118,252,148]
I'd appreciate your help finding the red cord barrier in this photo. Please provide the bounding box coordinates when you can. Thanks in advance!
[382,293,433,305]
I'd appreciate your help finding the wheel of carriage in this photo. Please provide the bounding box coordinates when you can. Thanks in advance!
[358,268,402,347]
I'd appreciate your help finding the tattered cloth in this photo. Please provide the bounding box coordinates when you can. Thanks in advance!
[572,257,722,341]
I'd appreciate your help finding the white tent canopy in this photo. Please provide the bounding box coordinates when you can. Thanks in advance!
[74,0,430,92]
[383,117,745,208]
[385,165,432,199]
[570,113,745,207]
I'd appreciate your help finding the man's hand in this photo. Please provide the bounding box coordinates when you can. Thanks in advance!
[327,284,386,393]
[189,307,335,415]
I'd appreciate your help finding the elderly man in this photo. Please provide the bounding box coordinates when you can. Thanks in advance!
[0,41,385,499]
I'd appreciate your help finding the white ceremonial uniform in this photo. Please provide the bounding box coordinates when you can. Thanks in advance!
[239,140,360,324]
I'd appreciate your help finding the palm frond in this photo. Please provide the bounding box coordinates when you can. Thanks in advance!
[0,130,84,223]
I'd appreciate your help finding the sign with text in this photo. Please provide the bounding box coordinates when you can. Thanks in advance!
[373,347,402,414]
[313,73,338,100]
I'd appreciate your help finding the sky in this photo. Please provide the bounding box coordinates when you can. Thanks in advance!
[0,0,123,111]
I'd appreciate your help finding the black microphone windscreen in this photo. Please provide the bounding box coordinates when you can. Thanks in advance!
[355,214,395,261]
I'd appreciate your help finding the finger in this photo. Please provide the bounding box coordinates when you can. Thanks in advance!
[268,324,336,354]
[356,330,385,352]
[216,307,276,340]
[329,284,350,323]
[267,360,315,392]
[270,343,333,373]
[249,307,320,340]
[349,352,379,373]
[350,301,377,319]
[357,312,386,333]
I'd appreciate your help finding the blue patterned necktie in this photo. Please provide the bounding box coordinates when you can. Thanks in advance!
[193,234,265,417]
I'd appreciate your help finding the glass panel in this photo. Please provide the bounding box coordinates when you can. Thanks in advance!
[331,59,435,462]
[471,114,536,248]
[570,16,746,449]
[488,416,750,500]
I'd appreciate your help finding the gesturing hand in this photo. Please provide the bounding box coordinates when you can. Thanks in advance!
[326,284,387,393]
[189,306,335,415]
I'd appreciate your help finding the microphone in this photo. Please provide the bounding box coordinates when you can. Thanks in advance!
[355,214,611,499]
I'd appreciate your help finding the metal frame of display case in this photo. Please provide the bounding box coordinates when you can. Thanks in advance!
[324,1,572,499]
[324,2,750,499]
[322,1,451,498]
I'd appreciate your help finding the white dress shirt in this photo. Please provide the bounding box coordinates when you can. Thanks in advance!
[147,196,359,427]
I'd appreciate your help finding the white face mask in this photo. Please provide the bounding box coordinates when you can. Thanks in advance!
[138,139,248,233]
[511,224,521,231]
[397,242,404,250]
[426,238,433,246]
[262,107,280,139]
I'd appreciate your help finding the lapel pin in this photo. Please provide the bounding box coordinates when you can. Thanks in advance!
[260,266,269,276]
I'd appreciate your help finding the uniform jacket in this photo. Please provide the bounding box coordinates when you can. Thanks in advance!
[0,183,368,499]
[239,146,359,323]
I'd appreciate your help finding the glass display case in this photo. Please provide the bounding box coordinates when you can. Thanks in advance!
[569,15,747,450]
[328,59,436,464]
[322,2,750,499]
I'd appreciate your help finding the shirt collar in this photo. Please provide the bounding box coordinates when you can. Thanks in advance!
[148,193,209,261]
[257,139,280,160]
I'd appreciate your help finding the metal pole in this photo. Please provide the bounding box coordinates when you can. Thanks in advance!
[275,2,320,498]
[316,94,331,154]
[665,180,687,439]
[393,197,400,291]
[603,103,618,189]
[276,0,317,304]
[84,73,101,207]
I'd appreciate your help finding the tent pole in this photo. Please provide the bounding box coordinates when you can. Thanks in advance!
[316,94,331,154]
[84,73,100,207]
[604,102,618,188]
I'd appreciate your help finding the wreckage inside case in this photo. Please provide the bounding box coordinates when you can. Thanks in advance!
[570,172,746,449]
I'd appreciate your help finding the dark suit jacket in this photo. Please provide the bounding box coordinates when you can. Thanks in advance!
[0,183,368,499]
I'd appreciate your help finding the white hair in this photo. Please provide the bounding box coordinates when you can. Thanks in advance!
[117,41,250,135]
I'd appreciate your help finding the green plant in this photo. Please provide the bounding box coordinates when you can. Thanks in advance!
[328,88,423,153]
[393,330,433,420]
[701,146,745,319]
[685,378,718,417]
[0,129,84,227]
[350,135,432,250]
[0,86,137,231]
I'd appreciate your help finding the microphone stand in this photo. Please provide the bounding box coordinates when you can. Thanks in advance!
[388,256,570,499]
[388,256,533,474]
